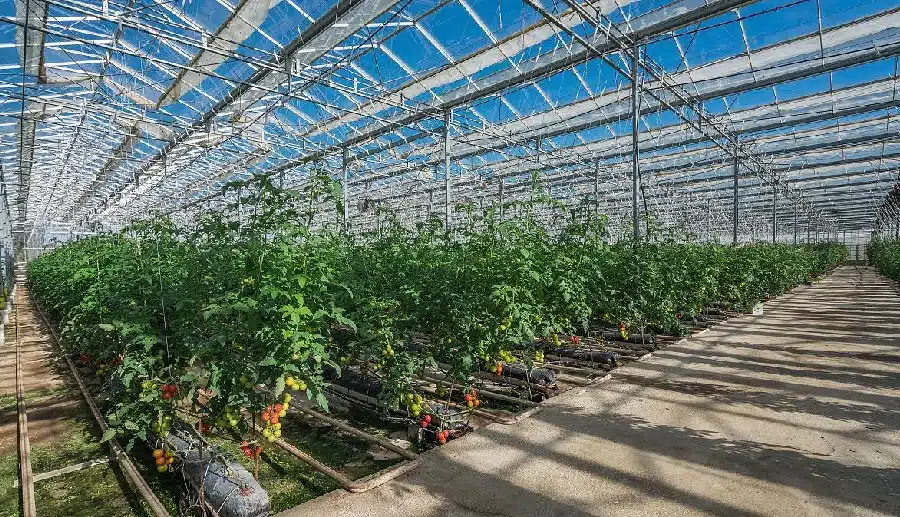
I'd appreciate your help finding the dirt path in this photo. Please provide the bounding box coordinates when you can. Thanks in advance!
[0,280,75,453]
[281,266,900,517]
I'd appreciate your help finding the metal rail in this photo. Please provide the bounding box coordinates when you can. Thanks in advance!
[13,296,38,517]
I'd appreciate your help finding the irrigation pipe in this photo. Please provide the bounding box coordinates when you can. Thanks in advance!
[419,372,539,407]
[248,414,421,494]
[436,362,554,396]
[288,402,418,461]
[411,381,540,425]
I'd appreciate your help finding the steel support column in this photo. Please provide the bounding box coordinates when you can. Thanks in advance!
[498,178,504,221]
[771,185,777,243]
[430,164,437,217]
[732,154,739,245]
[533,137,541,202]
[443,110,452,228]
[594,159,600,215]
[428,187,434,217]
[793,204,798,244]
[631,44,640,241]
[342,146,349,232]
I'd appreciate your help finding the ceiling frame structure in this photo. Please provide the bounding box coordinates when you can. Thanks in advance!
[0,0,898,249]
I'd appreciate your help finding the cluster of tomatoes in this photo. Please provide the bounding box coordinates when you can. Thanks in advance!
[160,384,178,400]
[212,406,242,430]
[260,394,290,441]
[418,414,452,445]
[94,356,121,376]
[463,388,480,408]
[152,448,175,473]
[285,376,307,392]
[240,441,262,459]
[402,392,425,417]
[435,429,450,444]
[618,321,629,340]
[151,414,172,436]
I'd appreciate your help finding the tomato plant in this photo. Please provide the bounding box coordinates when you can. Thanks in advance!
[28,171,847,448]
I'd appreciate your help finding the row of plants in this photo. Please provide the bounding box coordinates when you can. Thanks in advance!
[868,238,900,280]
[27,174,847,454]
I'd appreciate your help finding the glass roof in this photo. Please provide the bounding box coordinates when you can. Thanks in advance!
[1,0,899,244]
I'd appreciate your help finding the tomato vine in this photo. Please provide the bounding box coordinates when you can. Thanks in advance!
[27,173,847,447]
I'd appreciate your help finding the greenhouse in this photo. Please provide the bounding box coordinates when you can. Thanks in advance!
[0,0,897,516]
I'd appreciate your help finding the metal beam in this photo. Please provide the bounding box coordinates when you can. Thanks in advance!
[444,110,452,228]
[631,43,640,241]
[13,0,47,233]
[90,0,401,216]
[354,77,900,202]
[307,0,755,155]
[733,155,738,245]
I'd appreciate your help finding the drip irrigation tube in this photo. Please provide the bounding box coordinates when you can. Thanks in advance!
[436,362,555,396]
[409,381,525,425]
[419,372,539,407]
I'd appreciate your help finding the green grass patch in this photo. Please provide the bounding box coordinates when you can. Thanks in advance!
[0,388,179,517]
[0,448,19,517]
[34,464,150,517]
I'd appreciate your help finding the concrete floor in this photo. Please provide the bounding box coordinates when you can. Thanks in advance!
[282,266,900,517]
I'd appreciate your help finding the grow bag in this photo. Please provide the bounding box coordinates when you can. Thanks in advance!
[554,348,618,366]
[158,425,269,517]
[498,363,557,386]
[326,367,384,398]
[601,331,656,348]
